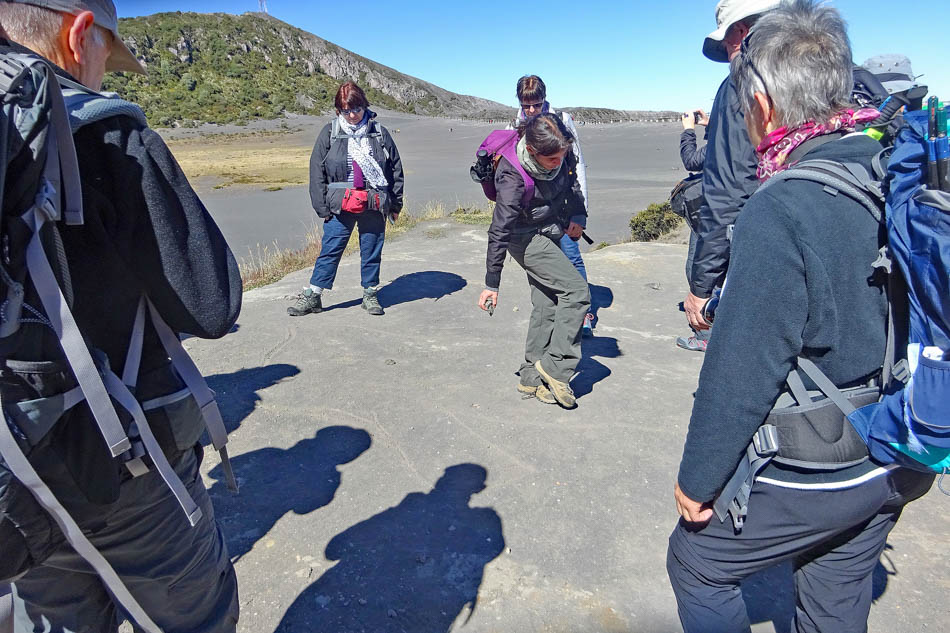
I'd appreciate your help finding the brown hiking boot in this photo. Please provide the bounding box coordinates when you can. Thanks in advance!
[517,383,556,405]
[535,361,576,408]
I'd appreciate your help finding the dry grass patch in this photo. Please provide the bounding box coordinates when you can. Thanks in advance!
[168,131,311,190]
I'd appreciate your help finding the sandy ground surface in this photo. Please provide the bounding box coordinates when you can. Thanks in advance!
[160,112,689,262]
[172,219,948,633]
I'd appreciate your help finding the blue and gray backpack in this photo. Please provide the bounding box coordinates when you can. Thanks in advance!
[713,108,950,530]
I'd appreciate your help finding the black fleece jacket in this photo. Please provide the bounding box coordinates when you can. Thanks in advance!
[677,134,888,502]
[0,43,241,375]
[485,154,584,289]
[679,129,707,172]
[689,76,760,298]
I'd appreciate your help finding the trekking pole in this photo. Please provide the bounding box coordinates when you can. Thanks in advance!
[928,96,940,190]
[581,232,594,245]
[936,103,949,192]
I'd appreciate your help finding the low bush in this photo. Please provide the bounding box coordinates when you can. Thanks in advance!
[629,201,683,242]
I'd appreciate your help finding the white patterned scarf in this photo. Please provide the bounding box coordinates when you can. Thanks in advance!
[337,114,388,189]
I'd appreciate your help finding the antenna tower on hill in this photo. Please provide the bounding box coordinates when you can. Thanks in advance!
[259,0,268,13]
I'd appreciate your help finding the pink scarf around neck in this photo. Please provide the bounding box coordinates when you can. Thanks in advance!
[755,108,880,181]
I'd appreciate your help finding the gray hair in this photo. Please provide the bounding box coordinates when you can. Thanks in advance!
[730,0,853,128]
[0,2,106,58]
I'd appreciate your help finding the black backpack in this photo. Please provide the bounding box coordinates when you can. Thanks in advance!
[0,50,236,633]
[669,173,704,233]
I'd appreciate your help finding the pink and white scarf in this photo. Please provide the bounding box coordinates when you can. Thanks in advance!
[755,108,880,181]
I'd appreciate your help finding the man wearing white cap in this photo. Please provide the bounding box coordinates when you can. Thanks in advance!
[679,0,779,348]
[0,1,241,631]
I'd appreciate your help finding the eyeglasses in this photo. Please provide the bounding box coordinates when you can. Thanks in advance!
[520,101,545,111]
[740,35,770,99]
[341,106,365,115]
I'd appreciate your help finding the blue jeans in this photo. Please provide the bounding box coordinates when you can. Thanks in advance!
[558,233,588,282]
[310,211,386,289]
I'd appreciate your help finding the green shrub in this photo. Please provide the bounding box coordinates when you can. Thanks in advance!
[629,201,682,242]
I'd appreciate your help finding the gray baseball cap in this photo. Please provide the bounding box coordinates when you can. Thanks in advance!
[703,0,781,63]
[862,54,918,95]
[5,0,145,73]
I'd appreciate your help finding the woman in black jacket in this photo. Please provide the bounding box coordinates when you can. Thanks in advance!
[478,113,590,408]
[288,82,404,317]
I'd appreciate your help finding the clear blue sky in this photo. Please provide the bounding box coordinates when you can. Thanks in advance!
[119,0,947,112]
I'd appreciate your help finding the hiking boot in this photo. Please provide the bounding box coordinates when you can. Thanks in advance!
[582,312,594,338]
[534,361,576,408]
[675,335,707,352]
[287,289,322,316]
[362,288,384,315]
[516,383,557,405]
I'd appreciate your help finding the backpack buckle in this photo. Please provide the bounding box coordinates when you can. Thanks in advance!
[33,179,59,222]
[871,246,892,274]
[752,424,779,457]
[892,359,910,385]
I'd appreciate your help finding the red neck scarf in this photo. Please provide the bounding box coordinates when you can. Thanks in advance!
[755,108,880,181]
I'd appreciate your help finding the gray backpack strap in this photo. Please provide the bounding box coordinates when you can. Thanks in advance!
[0,395,164,633]
[712,425,779,530]
[25,203,131,458]
[100,367,203,526]
[145,298,238,493]
[119,296,238,494]
[60,81,148,133]
[760,159,885,224]
[796,357,857,416]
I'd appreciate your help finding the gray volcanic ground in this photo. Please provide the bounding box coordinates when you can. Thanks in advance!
[178,111,690,261]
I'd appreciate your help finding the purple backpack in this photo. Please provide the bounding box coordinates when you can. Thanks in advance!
[474,130,534,208]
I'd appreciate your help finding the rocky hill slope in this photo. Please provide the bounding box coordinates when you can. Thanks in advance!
[105,12,516,126]
[105,12,679,127]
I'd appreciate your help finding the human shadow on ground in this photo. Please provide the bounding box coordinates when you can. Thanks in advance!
[574,335,621,399]
[589,284,614,326]
[275,463,504,633]
[742,554,891,632]
[208,426,372,563]
[321,271,467,312]
[204,363,300,436]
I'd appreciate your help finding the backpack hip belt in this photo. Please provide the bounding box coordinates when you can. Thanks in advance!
[713,358,875,530]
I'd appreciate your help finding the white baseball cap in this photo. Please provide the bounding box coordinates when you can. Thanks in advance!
[703,0,781,63]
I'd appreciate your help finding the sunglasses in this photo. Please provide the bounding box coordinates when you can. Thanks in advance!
[520,101,545,111]
[341,106,365,115]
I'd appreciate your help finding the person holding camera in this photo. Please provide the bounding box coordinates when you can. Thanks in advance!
[667,3,933,630]
[679,109,709,172]
[478,113,590,408]
[288,81,404,317]
[510,75,595,336]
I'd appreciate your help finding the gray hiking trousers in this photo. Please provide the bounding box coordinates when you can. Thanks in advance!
[508,232,590,384]
[10,447,238,633]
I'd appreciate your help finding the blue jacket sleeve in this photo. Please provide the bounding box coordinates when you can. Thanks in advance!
[688,77,760,298]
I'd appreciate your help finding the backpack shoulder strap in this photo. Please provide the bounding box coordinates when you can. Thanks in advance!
[759,158,885,224]
[495,136,534,208]
[61,82,148,133]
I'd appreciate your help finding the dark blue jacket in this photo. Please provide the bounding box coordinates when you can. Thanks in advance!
[688,77,760,298]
